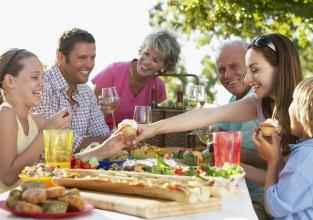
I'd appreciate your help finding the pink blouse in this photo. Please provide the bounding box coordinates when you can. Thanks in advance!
[92,61,166,129]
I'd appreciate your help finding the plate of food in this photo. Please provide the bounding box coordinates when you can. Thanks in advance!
[0,201,93,218]
[0,184,93,218]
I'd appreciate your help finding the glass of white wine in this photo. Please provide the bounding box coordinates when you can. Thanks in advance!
[101,87,120,130]
[195,126,215,146]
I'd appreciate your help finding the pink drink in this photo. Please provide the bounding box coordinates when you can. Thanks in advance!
[213,131,241,167]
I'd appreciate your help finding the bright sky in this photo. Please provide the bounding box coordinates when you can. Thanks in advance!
[0,0,230,104]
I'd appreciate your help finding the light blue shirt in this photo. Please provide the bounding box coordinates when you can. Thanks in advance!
[266,138,313,220]
[216,94,258,149]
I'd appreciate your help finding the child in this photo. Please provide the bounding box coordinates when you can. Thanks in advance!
[0,48,71,191]
[253,77,313,219]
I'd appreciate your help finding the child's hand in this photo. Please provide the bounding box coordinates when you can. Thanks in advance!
[46,109,72,129]
[252,128,282,164]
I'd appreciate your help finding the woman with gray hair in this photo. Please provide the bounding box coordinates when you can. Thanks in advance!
[92,30,181,129]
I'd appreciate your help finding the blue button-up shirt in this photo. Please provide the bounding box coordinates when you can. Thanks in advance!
[266,138,313,220]
[33,65,110,150]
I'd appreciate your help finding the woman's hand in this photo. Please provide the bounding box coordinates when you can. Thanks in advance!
[252,128,282,165]
[45,109,72,129]
[134,123,158,144]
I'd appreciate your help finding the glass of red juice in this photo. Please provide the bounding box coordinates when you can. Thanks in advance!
[213,131,241,167]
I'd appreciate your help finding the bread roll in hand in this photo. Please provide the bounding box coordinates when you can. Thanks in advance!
[117,119,138,139]
[260,119,281,136]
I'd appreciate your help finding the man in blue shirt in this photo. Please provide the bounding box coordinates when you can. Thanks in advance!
[215,40,257,149]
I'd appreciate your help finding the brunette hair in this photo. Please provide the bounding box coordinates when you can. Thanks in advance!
[58,28,95,60]
[0,48,38,104]
[249,33,303,152]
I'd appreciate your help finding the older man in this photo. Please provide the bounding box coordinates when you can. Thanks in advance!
[215,40,270,220]
[33,28,113,155]
[215,40,258,149]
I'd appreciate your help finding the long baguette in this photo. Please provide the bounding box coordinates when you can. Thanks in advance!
[54,177,190,202]
[53,169,211,203]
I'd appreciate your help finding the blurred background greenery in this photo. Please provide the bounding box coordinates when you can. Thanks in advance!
[149,0,313,104]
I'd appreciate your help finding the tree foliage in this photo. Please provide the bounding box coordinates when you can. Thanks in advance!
[149,0,313,102]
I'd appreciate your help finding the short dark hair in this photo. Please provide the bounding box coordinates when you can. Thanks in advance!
[58,28,95,57]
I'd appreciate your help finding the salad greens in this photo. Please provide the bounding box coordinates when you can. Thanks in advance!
[151,157,172,175]
[206,163,243,179]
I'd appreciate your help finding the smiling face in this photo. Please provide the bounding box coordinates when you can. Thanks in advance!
[244,48,275,99]
[136,47,165,78]
[58,42,96,85]
[11,57,44,107]
[216,45,249,98]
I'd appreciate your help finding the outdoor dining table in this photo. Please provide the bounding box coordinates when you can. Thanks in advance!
[0,179,258,220]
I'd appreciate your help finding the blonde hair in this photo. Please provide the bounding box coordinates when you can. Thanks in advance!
[292,77,313,137]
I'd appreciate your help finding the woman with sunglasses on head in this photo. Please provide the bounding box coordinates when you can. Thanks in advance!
[135,33,302,218]
[136,33,302,150]
[0,49,71,192]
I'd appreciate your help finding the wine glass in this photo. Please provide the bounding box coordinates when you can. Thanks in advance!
[133,106,152,147]
[196,85,207,107]
[101,87,120,130]
[185,85,198,110]
[195,126,214,146]
[133,106,152,124]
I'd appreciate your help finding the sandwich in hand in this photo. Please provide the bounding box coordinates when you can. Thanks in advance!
[259,119,281,136]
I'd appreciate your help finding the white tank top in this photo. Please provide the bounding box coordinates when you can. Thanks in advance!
[0,102,39,192]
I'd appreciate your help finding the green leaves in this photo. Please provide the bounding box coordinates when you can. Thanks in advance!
[149,0,313,101]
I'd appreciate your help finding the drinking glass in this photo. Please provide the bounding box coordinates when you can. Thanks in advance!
[43,129,74,168]
[185,85,198,109]
[101,87,120,130]
[196,85,207,107]
[213,131,241,167]
[133,105,152,124]
[195,126,215,146]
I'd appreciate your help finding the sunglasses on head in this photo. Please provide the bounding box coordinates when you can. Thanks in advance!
[251,36,277,52]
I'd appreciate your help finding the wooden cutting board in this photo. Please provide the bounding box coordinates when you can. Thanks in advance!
[81,190,221,219]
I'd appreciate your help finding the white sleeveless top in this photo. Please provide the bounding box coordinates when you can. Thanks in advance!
[0,102,39,192]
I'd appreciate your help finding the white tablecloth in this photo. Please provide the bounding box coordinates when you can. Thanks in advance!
[0,180,258,220]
